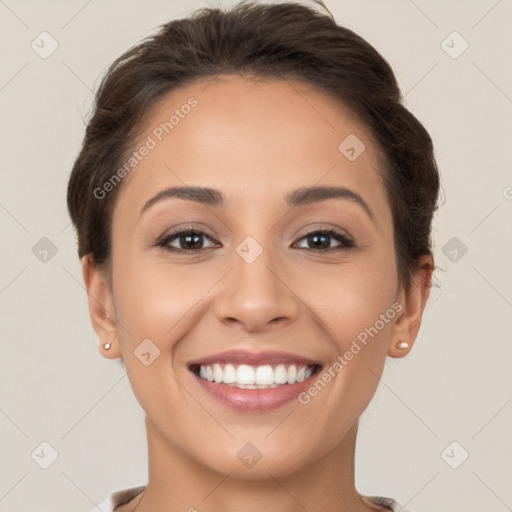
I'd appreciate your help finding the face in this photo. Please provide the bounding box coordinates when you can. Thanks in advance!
[86,75,428,479]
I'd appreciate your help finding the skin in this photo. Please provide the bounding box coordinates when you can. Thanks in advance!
[82,75,432,512]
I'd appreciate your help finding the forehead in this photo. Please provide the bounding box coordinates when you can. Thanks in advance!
[114,74,389,219]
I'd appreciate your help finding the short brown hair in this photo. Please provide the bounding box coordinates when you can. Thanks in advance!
[67,0,440,293]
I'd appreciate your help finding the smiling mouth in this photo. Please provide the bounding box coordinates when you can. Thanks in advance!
[188,363,322,389]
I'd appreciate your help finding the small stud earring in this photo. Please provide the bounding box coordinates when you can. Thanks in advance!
[396,340,409,350]
[103,342,111,350]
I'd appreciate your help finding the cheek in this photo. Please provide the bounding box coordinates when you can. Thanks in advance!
[298,253,398,343]
[112,255,216,350]
[110,259,204,415]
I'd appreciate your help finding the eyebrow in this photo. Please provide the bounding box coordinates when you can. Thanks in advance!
[140,185,375,222]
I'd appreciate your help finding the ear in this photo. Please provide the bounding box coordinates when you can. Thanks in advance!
[388,254,433,358]
[81,255,122,360]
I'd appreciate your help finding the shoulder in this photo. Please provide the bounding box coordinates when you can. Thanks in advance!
[364,494,415,512]
[86,488,410,512]
[85,485,146,512]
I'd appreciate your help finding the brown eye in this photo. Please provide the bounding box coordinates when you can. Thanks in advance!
[293,229,354,251]
[157,229,217,252]
[156,228,354,254]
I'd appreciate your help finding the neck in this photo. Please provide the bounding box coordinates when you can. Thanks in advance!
[132,416,375,512]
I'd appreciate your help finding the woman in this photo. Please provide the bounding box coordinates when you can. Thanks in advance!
[68,1,439,510]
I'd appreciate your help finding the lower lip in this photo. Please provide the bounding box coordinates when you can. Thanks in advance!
[190,368,320,412]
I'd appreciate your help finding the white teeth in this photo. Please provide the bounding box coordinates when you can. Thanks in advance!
[223,364,237,384]
[194,363,317,388]
[255,365,274,385]
[287,364,297,384]
[213,363,223,383]
[237,364,255,384]
[274,364,288,384]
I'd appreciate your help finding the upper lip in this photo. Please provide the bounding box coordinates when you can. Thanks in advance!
[187,349,322,368]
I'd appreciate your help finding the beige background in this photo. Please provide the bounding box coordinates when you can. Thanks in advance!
[1,0,511,511]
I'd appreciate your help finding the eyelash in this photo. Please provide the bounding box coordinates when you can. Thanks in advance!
[155,227,355,253]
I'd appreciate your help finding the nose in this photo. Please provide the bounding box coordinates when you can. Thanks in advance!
[214,242,300,333]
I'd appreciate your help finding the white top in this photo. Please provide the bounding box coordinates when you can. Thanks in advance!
[86,485,414,512]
